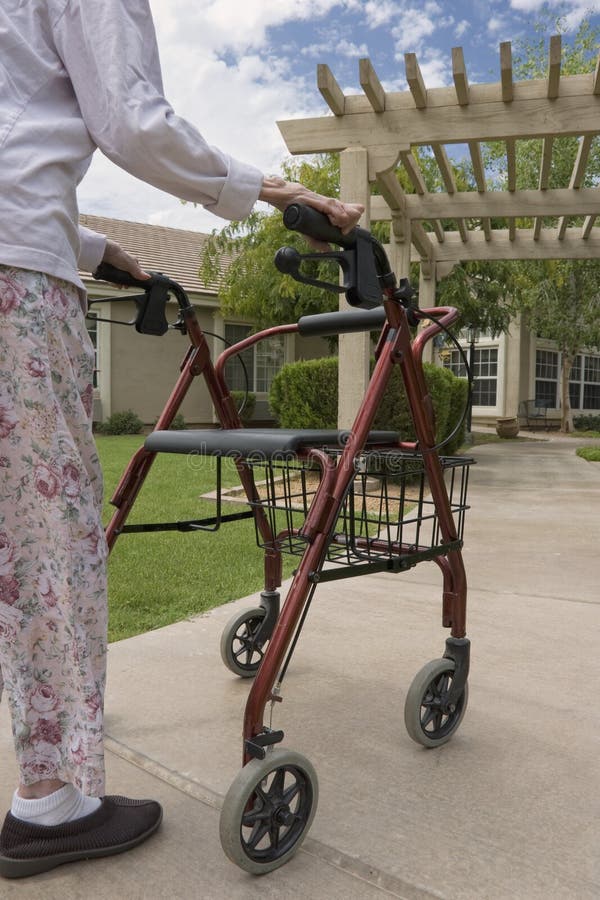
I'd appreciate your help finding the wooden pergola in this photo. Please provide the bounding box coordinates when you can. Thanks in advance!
[277,35,600,425]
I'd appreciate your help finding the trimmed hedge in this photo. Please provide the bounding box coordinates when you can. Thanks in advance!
[269,357,338,430]
[269,357,468,454]
[574,414,600,432]
[96,409,143,435]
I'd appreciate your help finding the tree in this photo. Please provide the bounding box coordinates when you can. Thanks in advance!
[519,260,600,431]
[201,156,346,329]
[480,17,600,432]
[435,259,521,336]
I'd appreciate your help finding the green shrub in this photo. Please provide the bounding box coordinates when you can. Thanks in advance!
[574,414,600,431]
[151,412,186,430]
[269,357,338,429]
[97,409,143,435]
[269,357,467,453]
[230,390,256,424]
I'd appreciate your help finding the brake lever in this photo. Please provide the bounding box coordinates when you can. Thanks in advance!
[275,232,382,309]
[274,247,354,294]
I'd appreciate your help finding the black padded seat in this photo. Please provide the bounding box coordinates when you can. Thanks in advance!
[144,428,400,459]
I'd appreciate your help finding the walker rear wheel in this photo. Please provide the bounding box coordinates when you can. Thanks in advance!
[220,607,270,678]
[404,658,468,748]
[220,749,318,874]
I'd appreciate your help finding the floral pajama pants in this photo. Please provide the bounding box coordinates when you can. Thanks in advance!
[0,266,107,796]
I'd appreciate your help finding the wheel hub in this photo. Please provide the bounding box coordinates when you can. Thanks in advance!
[273,804,295,827]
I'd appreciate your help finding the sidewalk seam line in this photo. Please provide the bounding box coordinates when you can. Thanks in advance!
[104,734,444,900]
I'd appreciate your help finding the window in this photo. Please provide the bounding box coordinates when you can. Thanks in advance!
[582,356,600,410]
[224,324,285,394]
[443,347,498,407]
[472,348,498,407]
[536,350,600,411]
[535,349,558,407]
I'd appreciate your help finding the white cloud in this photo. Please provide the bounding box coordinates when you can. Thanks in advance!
[509,0,600,29]
[302,39,369,58]
[76,0,600,234]
[392,12,438,55]
[487,15,507,34]
[363,0,402,28]
[79,0,348,231]
[151,0,359,54]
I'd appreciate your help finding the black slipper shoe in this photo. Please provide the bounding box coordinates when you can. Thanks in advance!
[0,795,163,878]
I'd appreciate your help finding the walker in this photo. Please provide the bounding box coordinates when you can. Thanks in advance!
[92,204,472,874]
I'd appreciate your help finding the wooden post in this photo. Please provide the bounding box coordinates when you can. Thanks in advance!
[388,214,411,280]
[338,147,371,429]
[419,263,436,363]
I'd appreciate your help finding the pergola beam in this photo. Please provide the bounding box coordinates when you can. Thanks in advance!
[557,135,594,235]
[452,47,470,105]
[582,214,597,238]
[436,227,600,262]
[359,58,386,112]
[405,53,427,108]
[547,35,562,99]
[317,63,345,115]
[279,83,599,153]
[368,186,600,220]
[500,42,513,102]
[570,134,594,188]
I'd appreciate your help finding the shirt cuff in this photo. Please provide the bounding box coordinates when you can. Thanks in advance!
[205,157,264,221]
[78,226,107,273]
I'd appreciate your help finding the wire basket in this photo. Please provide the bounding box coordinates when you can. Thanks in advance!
[247,450,472,567]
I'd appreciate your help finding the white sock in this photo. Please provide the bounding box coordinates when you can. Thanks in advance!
[11,784,102,826]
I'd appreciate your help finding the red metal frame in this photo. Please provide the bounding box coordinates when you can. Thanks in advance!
[103,293,468,765]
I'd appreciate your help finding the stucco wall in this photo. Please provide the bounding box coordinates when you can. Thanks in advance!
[106,301,217,425]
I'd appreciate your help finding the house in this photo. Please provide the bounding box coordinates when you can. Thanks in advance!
[438,320,600,428]
[80,214,328,426]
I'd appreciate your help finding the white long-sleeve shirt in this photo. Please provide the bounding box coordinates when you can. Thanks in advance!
[0,0,264,290]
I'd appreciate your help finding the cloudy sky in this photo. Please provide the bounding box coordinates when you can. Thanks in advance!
[77,0,600,234]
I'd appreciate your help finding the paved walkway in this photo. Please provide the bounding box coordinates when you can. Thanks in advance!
[1,433,599,899]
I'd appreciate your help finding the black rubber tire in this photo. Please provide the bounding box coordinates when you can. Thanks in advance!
[220,748,318,874]
[219,607,270,678]
[404,658,468,748]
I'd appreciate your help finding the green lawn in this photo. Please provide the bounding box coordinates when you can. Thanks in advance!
[98,435,294,642]
[576,446,600,462]
[102,429,534,641]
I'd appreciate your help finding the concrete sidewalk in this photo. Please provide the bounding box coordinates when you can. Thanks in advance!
[1,434,599,899]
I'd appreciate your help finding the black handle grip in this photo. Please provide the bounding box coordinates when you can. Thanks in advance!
[93,262,153,289]
[283,204,357,249]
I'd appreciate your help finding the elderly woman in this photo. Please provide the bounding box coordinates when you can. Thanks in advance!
[0,0,362,878]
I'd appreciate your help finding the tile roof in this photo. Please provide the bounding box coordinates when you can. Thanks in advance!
[79,214,229,295]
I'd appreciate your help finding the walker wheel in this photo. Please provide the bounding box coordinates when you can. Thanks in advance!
[220,749,318,874]
[404,658,468,748]
[220,607,270,678]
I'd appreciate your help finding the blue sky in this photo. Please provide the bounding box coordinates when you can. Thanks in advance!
[78,0,600,233]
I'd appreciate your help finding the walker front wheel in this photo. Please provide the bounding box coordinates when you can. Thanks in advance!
[220,749,318,874]
[220,607,270,678]
[404,658,468,748]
